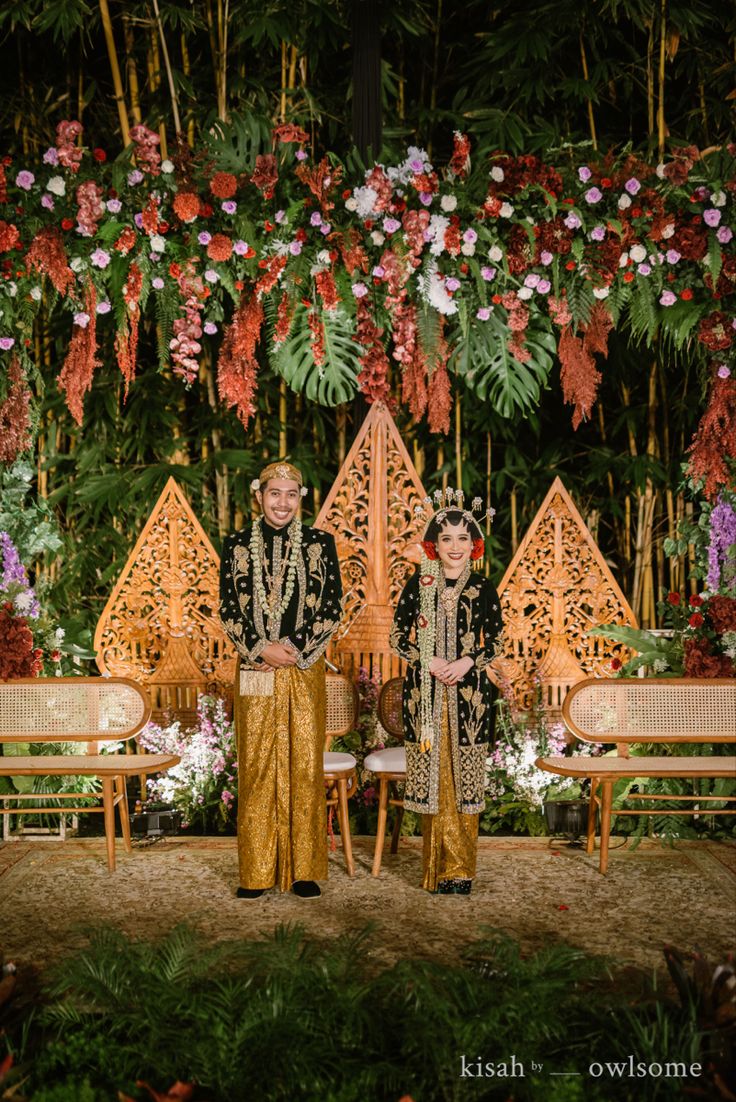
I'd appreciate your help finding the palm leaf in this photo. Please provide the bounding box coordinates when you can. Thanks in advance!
[450,309,556,418]
[268,303,361,407]
[199,111,272,175]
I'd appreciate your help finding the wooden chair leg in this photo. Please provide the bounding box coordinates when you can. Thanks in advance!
[116,775,132,853]
[372,777,390,877]
[598,780,613,875]
[390,797,404,855]
[102,777,117,872]
[586,778,598,855]
[336,776,355,877]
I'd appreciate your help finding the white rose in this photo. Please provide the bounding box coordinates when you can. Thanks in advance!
[70,257,86,273]
[618,252,629,267]
[617,194,632,209]
[711,190,726,208]
[499,202,514,218]
[345,197,358,212]
[592,286,610,299]
[46,176,66,196]
[317,249,331,265]
[370,231,385,246]
[440,194,457,212]
[516,286,533,300]
[460,242,476,256]
[150,234,166,253]
[161,160,174,174]
[661,223,675,239]
[490,166,505,182]
[629,244,647,263]
[655,163,666,179]
[488,245,503,262]
[30,286,42,301]
[7,281,17,297]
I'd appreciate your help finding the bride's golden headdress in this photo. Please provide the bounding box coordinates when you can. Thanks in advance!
[413,487,495,560]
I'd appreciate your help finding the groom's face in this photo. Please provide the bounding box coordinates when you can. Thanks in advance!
[257,478,301,529]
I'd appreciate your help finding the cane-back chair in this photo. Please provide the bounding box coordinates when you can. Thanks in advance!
[324,673,360,876]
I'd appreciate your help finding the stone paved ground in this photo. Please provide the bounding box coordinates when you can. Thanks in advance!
[2,834,734,974]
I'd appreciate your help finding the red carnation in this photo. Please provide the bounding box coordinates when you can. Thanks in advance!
[667,592,681,606]
[688,612,704,629]
[61,218,74,231]
[93,148,107,163]
[206,233,233,262]
[172,192,201,223]
[209,172,238,199]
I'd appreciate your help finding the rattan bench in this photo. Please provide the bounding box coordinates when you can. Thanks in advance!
[536,677,736,873]
[0,677,179,871]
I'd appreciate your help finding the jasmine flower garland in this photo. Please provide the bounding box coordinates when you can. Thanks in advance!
[417,553,440,752]
[250,515,302,626]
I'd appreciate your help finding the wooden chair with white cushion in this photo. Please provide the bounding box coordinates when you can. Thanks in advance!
[324,673,360,876]
[365,676,407,876]
[0,677,179,871]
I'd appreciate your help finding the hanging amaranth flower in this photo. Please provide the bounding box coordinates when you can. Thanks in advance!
[356,298,391,404]
[687,375,736,500]
[427,361,451,435]
[0,356,32,463]
[217,293,263,428]
[296,157,342,214]
[58,280,99,424]
[558,325,602,430]
[255,254,287,298]
[336,228,368,276]
[273,291,295,346]
[25,226,74,296]
[502,291,531,364]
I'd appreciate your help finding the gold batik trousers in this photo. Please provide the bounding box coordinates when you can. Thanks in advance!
[422,696,479,891]
[234,657,328,892]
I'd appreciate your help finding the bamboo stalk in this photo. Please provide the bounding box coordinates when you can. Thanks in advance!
[204,355,230,535]
[427,0,443,160]
[454,392,462,489]
[280,41,287,121]
[279,379,287,456]
[147,25,168,158]
[181,34,196,146]
[151,0,182,138]
[646,18,655,141]
[337,406,347,466]
[123,13,142,125]
[485,430,491,577]
[657,0,667,158]
[579,32,598,149]
[510,488,518,554]
[98,0,131,146]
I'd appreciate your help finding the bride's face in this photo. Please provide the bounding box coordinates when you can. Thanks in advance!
[436,521,472,577]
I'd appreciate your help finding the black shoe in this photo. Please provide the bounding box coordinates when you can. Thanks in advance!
[236,887,266,899]
[291,880,321,899]
[436,878,472,895]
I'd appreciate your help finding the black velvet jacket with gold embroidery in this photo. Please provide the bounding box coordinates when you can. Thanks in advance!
[219,520,342,670]
[389,567,503,814]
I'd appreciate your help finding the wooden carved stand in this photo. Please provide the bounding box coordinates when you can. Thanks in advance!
[94,477,236,726]
[316,402,428,683]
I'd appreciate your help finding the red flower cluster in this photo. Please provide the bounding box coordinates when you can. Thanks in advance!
[698,311,734,353]
[683,637,734,678]
[272,123,310,145]
[0,608,42,678]
[295,157,342,213]
[485,154,563,200]
[209,172,238,199]
[75,180,104,237]
[356,298,391,404]
[272,290,295,346]
[207,233,233,262]
[315,268,340,311]
[115,262,144,396]
[0,220,20,253]
[55,120,83,173]
[686,375,736,500]
[129,124,161,176]
[217,293,263,427]
[0,355,32,462]
[448,131,471,180]
[173,192,201,223]
[708,594,736,634]
[25,226,74,296]
[58,279,99,425]
[251,154,279,199]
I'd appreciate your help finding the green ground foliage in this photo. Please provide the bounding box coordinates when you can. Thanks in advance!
[3,925,731,1102]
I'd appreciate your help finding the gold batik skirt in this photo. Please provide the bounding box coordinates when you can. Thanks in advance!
[421,695,479,891]
[234,657,328,892]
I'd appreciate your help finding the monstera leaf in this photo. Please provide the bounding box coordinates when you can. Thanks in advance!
[267,303,362,406]
[199,111,272,175]
[450,308,556,418]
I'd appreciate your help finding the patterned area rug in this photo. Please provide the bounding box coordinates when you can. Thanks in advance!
[1,835,734,972]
